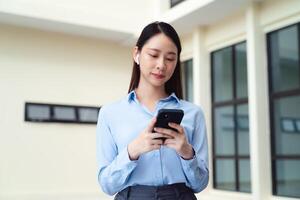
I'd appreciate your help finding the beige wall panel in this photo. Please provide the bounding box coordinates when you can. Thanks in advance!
[0,24,132,199]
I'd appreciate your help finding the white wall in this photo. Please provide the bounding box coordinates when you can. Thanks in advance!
[0,0,155,34]
[0,23,132,200]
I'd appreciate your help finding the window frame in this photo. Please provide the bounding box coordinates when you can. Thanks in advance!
[211,41,250,192]
[267,22,300,198]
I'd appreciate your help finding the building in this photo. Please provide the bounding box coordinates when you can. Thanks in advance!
[0,0,299,199]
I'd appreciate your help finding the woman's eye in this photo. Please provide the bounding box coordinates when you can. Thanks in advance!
[167,58,175,61]
[149,54,158,58]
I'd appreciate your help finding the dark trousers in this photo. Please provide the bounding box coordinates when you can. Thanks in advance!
[114,183,197,200]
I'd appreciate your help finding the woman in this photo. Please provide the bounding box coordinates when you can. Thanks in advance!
[96,21,209,200]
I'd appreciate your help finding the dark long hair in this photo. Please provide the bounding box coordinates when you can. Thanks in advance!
[127,21,183,99]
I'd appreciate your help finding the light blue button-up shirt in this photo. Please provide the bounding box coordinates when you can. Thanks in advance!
[96,91,209,195]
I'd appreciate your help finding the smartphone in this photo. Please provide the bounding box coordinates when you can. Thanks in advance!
[154,109,184,140]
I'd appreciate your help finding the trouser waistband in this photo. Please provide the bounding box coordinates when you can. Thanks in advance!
[118,183,193,199]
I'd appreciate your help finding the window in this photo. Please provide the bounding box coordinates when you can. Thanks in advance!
[170,0,185,8]
[211,42,251,192]
[267,23,300,198]
[182,59,193,102]
[25,102,100,124]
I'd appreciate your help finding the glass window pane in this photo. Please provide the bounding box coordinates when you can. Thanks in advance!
[78,108,99,122]
[270,25,299,92]
[239,159,251,193]
[213,47,233,102]
[53,106,76,121]
[235,43,248,98]
[215,159,236,190]
[276,160,300,198]
[26,104,50,121]
[214,106,235,155]
[185,60,193,102]
[170,0,185,7]
[274,95,300,155]
[237,104,250,156]
[182,59,193,102]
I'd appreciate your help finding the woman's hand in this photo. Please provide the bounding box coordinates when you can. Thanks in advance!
[154,123,194,160]
[127,118,171,160]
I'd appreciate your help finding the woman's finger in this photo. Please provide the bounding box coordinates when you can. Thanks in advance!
[168,123,184,134]
[146,117,157,132]
[150,133,171,139]
[152,144,162,150]
[152,139,163,145]
[164,138,176,145]
[154,127,176,137]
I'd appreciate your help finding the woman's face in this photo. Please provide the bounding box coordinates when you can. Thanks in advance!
[136,33,178,88]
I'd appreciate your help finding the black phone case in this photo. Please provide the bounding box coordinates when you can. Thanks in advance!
[154,109,184,140]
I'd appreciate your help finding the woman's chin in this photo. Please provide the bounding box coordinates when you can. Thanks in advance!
[150,79,166,87]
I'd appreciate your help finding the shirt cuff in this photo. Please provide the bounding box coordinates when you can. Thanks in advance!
[180,153,198,171]
[117,146,138,170]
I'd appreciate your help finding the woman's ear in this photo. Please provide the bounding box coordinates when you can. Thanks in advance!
[133,47,140,65]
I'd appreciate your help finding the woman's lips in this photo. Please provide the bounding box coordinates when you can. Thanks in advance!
[151,73,165,79]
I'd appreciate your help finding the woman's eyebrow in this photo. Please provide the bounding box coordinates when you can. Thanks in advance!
[147,48,177,55]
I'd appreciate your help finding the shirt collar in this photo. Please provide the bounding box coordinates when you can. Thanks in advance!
[127,90,180,104]
[161,92,180,104]
[127,90,137,102]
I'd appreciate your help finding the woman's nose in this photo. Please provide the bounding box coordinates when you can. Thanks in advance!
[156,58,166,70]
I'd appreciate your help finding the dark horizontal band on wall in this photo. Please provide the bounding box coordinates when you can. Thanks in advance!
[24,102,100,124]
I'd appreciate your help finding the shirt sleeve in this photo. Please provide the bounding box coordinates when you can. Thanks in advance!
[96,107,138,195]
[180,108,209,193]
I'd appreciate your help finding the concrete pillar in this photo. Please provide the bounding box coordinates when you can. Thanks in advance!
[246,2,272,200]
[193,26,213,190]
[193,27,210,108]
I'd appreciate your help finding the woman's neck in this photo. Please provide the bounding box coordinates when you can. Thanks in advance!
[135,83,168,111]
